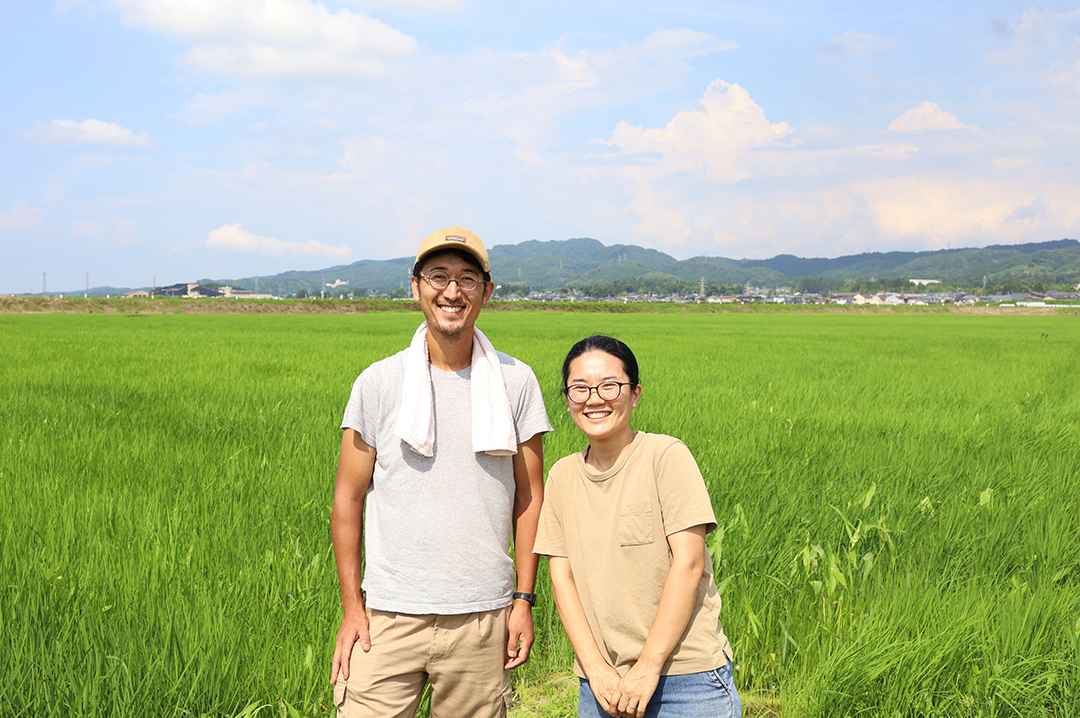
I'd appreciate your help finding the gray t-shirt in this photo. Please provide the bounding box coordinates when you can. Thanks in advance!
[341,346,552,614]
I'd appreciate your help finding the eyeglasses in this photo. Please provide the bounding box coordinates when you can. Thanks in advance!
[564,381,635,404]
[420,272,484,292]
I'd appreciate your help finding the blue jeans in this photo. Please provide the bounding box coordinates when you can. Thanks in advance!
[578,662,741,718]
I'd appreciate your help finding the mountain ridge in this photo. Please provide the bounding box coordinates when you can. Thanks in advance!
[224,237,1075,295]
[46,238,1080,297]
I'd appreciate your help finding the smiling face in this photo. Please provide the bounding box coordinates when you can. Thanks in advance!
[411,250,493,339]
[565,349,641,447]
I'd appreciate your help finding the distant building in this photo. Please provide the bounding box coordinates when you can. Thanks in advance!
[155,283,222,298]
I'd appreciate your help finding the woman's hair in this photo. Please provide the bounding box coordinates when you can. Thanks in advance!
[561,335,640,388]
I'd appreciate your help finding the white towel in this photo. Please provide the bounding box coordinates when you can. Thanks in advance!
[394,322,518,457]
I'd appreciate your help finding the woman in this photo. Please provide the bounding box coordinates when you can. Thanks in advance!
[534,335,740,718]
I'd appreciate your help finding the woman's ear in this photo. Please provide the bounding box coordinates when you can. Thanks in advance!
[631,384,642,408]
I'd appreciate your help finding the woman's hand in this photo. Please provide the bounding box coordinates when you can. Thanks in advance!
[584,662,625,716]
[616,661,660,717]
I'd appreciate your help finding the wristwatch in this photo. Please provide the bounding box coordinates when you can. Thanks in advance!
[512,591,537,606]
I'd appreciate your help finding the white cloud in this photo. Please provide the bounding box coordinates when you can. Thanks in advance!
[818,31,897,87]
[0,202,48,231]
[180,88,277,125]
[577,73,1080,256]
[1004,197,1048,223]
[207,222,354,259]
[986,8,1080,103]
[71,219,108,236]
[602,79,792,183]
[821,31,897,60]
[42,155,115,203]
[69,218,141,244]
[854,176,1080,243]
[107,0,416,80]
[607,175,1080,260]
[452,29,737,166]
[888,102,971,133]
[592,80,794,247]
[987,8,1080,66]
[25,119,154,147]
[182,46,388,81]
[335,0,464,12]
[1046,37,1080,94]
[992,156,1034,170]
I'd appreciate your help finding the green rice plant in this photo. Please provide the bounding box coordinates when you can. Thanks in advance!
[2,311,1079,717]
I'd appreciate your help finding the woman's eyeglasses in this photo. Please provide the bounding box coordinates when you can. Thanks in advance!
[564,382,634,404]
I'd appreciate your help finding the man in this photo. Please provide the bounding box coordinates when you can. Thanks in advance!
[330,226,551,718]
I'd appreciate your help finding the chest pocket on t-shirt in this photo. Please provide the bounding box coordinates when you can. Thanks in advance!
[618,502,654,546]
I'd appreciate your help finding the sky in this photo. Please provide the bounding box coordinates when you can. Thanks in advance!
[3,1,1080,294]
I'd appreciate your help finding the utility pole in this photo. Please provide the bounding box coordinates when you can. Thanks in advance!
[700,276,706,296]
[42,272,46,295]
[85,272,89,298]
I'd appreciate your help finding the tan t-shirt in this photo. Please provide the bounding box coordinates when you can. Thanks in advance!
[534,432,733,678]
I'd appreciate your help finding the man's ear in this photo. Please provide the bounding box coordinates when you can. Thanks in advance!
[411,276,421,301]
[481,278,494,306]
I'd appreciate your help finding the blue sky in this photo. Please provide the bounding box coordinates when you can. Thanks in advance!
[3,0,1080,293]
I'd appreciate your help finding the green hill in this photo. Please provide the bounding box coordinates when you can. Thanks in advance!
[209,237,1080,296]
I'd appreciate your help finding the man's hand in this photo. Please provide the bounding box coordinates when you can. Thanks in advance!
[504,601,535,669]
[331,608,371,684]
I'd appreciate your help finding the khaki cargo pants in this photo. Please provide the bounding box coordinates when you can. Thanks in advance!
[334,606,513,718]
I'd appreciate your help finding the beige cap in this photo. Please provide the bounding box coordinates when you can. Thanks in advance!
[414,226,491,274]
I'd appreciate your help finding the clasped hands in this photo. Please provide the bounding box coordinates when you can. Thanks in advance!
[587,661,660,718]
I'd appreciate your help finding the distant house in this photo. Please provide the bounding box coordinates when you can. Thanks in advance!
[122,290,150,298]
[155,283,188,298]
[155,283,222,298]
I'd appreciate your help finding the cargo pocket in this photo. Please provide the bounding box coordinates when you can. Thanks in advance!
[618,502,653,546]
[334,677,348,712]
[499,673,514,716]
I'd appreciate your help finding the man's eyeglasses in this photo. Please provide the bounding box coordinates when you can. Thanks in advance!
[564,382,634,404]
[420,272,484,292]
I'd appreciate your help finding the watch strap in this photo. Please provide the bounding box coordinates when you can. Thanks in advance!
[512,591,537,606]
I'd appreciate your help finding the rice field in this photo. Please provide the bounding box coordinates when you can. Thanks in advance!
[2,310,1078,717]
